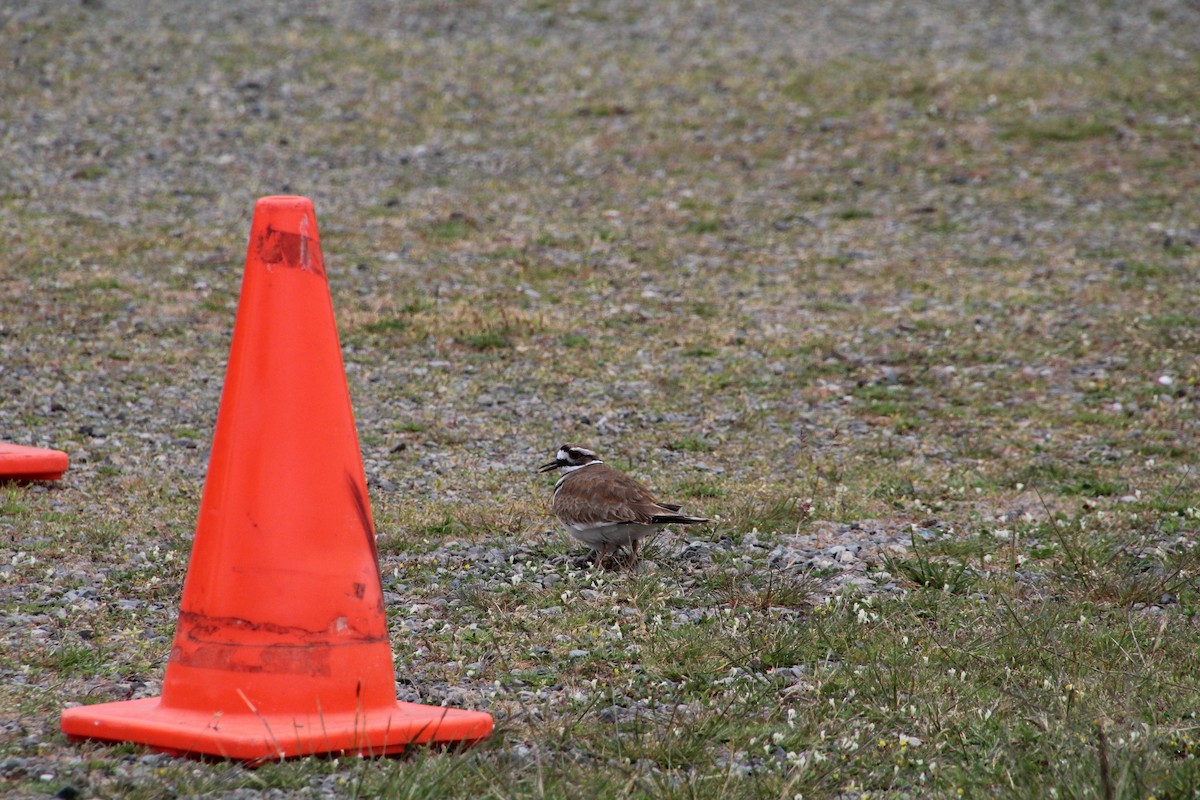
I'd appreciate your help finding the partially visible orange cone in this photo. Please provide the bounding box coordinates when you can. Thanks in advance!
[0,442,68,481]
[61,196,493,761]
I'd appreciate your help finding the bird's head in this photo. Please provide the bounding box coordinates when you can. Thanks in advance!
[538,444,601,473]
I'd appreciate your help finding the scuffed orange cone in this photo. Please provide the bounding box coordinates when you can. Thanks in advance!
[61,196,493,761]
[0,442,68,481]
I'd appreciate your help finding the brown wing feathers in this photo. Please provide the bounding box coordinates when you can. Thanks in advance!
[554,464,707,525]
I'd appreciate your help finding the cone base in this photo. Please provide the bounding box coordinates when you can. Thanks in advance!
[61,697,494,763]
[0,442,68,481]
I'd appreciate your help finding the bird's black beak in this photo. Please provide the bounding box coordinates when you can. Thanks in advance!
[538,460,561,473]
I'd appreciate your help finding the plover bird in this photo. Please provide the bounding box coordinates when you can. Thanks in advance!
[539,444,710,566]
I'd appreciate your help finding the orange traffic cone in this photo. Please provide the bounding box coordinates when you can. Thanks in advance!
[61,196,493,761]
[0,442,68,481]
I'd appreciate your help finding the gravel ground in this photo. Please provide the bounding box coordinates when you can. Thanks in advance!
[2,1,1199,797]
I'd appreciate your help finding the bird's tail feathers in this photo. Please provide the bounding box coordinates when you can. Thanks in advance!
[650,513,709,525]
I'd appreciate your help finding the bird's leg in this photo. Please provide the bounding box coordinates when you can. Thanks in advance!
[596,542,612,570]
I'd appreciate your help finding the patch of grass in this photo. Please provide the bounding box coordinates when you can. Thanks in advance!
[1029,511,1200,608]
[733,616,813,670]
[424,214,476,242]
[574,103,631,118]
[672,476,726,499]
[362,316,410,335]
[72,164,109,180]
[1011,462,1124,498]
[645,623,728,684]
[922,217,963,235]
[704,565,820,612]
[1117,260,1174,285]
[882,534,978,593]
[0,494,29,516]
[48,643,109,677]
[460,329,511,350]
[1002,117,1116,143]
[685,217,722,234]
[717,493,813,536]
[869,474,921,507]
[198,297,232,313]
[667,434,713,453]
